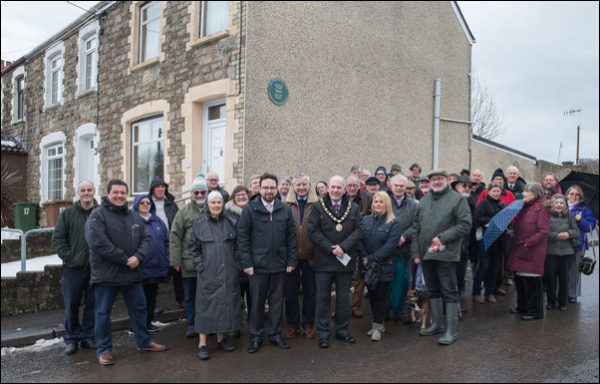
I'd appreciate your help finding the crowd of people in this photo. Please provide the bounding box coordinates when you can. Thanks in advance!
[52,164,597,365]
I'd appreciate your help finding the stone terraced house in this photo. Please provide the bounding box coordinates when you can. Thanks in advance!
[1,1,477,225]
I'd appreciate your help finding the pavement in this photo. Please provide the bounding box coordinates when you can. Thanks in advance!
[1,291,185,348]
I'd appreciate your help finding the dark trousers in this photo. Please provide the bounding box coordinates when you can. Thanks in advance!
[248,272,285,341]
[241,280,251,321]
[182,277,197,327]
[515,274,544,318]
[284,259,316,328]
[369,281,390,324]
[143,282,159,325]
[95,283,150,355]
[170,267,185,304]
[456,235,470,293]
[61,267,95,345]
[422,260,459,303]
[473,240,501,296]
[545,254,573,307]
[315,271,352,340]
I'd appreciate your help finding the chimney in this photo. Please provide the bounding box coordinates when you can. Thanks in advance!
[1,60,13,70]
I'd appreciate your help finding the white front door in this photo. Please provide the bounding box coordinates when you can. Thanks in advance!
[203,101,226,180]
[77,133,100,199]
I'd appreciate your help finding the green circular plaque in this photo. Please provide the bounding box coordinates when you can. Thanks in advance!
[267,78,288,106]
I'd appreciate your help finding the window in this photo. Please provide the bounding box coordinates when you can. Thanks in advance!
[77,21,99,94]
[44,42,64,108]
[50,57,61,105]
[84,37,97,91]
[16,75,25,120]
[47,144,64,200]
[131,116,163,194]
[200,1,229,37]
[139,1,160,63]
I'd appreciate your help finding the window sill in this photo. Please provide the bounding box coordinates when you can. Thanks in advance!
[186,29,230,51]
[76,88,97,99]
[11,119,26,125]
[130,57,160,73]
[43,104,62,113]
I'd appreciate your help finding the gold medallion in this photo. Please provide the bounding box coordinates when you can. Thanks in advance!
[336,223,343,232]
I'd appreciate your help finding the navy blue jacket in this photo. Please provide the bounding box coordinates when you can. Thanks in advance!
[359,214,402,282]
[85,197,151,286]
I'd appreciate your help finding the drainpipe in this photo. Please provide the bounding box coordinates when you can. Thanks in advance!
[433,77,441,169]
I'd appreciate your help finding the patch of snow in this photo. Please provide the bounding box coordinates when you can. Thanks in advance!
[1,337,64,357]
[1,254,62,277]
[1,140,16,147]
[1,229,22,243]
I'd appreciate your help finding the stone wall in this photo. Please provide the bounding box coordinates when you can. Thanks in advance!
[1,265,64,316]
[0,232,54,263]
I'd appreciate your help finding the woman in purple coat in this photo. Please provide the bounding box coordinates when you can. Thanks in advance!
[507,183,551,320]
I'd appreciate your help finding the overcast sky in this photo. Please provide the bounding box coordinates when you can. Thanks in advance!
[2,1,598,163]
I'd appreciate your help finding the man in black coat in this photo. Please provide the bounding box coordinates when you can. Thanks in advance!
[149,177,183,308]
[85,179,167,366]
[238,174,298,353]
[308,175,363,348]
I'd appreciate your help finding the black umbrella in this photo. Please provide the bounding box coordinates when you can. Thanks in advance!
[559,171,599,219]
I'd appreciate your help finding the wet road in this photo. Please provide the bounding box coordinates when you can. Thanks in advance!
[2,257,599,383]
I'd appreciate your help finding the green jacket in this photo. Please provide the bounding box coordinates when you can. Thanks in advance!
[410,186,472,262]
[52,200,97,269]
[547,211,580,256]
[169,200,204,278]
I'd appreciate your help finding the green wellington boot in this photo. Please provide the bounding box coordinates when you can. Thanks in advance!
[438,302,459,345]
[419,298,445,336]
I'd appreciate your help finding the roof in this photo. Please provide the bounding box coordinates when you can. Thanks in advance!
[451,1,476,45]
[1,136,27,154]
[1,1,112,75]
[472,134,537,162]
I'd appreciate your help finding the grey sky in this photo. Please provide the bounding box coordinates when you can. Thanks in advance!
[459,1,599,163]
[2,1,598,163]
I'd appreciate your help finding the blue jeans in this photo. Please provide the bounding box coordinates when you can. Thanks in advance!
[61,267,95,345]
[472,240,500,296]
[284,260,316,328]
[182,277,197,327]
[95,283,151,356]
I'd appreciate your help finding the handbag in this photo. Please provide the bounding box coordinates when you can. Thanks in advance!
[579,224,597,276]
[364,262,383,291]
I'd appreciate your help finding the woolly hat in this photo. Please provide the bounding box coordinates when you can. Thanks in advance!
[190,173,208,192]
[365,176,380,185]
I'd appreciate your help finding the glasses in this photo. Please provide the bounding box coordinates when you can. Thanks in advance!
[193,190,207,196]
[206,178,218,182]
[347,184,359,188]
[568,192,580,196]
[139,201,151,206]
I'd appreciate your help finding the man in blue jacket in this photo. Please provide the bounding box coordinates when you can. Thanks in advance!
[85,179,168,366]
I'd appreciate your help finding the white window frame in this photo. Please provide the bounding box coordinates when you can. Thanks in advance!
[44,42,65,109]
[138,1,161,64]
[131,115,164,195]
[200,1,230,38]
[11,66,26,123]
[77,21,100,96]
[39,131,66,203]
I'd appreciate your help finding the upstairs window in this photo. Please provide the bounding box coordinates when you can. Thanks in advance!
[139,1,160,63]
[200,1,229,37]
[44,42,65,108]
[16,75,25,120]
[50,56,61,105]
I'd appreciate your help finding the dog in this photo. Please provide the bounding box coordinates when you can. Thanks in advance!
[406,289,429,329]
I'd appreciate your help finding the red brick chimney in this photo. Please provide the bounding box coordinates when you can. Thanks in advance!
[1,60,13,70]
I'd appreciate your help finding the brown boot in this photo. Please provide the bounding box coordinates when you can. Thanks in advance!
[304,325,316,339]
[352,308,364,318]
[282,326,298,339]
[98,352,114,366]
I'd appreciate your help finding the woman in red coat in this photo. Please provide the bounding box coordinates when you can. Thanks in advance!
[507,183,551,320]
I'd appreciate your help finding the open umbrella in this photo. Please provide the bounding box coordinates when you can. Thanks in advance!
[559,171,599,219]
[483,199,525,251]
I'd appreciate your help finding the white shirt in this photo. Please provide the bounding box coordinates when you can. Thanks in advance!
[152,197,169,230]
